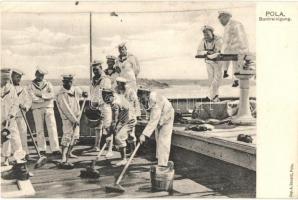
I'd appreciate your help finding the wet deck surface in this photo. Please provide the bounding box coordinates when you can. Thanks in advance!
[1,143,254,198]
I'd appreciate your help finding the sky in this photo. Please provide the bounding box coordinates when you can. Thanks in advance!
[1,2,256,80]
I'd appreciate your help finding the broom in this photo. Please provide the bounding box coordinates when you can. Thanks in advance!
[105,142,141,193]
[20,109,48,169]
[80,142,107,178]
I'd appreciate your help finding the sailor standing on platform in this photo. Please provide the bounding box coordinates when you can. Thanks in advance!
[115,77,141,154]
[104,55,120,91]
[138,88,175,170]
[218,11,249,87]
[90,60,112,151]
[116,42,140,92]
[56,74,88,168]
[197,25,223,102]
[11,69,32,160]
[1,69,25,165]
[28,68,61,156]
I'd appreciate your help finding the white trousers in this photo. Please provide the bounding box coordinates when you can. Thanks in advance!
[61,119,80,147]
[2,120,23,157]
[222,61,240,81]
[32,108,60,152]
[16,117,29,154]
[206,62,222,99]
[155,111,174,166]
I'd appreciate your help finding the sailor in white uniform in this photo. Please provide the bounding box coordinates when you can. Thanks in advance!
[104,55,120,91]
[56,74,88,167]
[1,68,25,165]
[218,11,249,87]
[115,77,141,154]
[116,42,140,92]
[11,69,32,160]
[28,68,60,156]
[90,60,112,151]
[102,89,136,166]
[138,87,175,168]
[197,25,223,102]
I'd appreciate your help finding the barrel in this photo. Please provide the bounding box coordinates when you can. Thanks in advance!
[150,161,175,192]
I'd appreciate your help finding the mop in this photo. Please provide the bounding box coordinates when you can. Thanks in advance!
[19,109,48,169]
[80,142,107,178]
[105,142,141,193]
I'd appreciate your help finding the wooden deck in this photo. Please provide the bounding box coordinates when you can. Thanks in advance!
[1,117,256,198]
[137,121,256,171]
[23,146,226,198]
[2,142,255,198]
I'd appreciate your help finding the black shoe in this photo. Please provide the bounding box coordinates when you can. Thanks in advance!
[232,80,239,87]
[223,71,229,78]
[40,151,47,156]
[52,151,62,156]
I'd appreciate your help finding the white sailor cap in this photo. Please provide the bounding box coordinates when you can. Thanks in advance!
[36,67,48,75]
[11,68,25,76]
[1,68,11,79]
[116,77,127,83]
[218,11,232,18]
[118,42,126,49]
[106,55,117,61]
[61,74,74,81]
[91,60,103,68]
[137,86,151,97]
[202,25,214,32]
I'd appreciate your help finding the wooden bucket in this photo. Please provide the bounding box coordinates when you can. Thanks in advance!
[150,161,175,192]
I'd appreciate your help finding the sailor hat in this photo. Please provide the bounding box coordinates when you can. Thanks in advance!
[1,68,11,78]
[202,25,214,32]
[118,42,126,49]
[61,74,74,81]
[137,86,151,97]
[218,11,232,18]
[106,55,117,61]
[91,60,103,67]
[11,68,25,76]
[116,77,127,83]
[36,67,48,75]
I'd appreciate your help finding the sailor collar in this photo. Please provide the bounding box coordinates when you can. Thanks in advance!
[225,19,232,28]
[92,75,106,86]
[32,79,48,91]
[60,86,76,97]
[118,53,133,63]
[1,83,13,99]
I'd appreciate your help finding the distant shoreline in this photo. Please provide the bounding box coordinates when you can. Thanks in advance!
[22,78,255,88]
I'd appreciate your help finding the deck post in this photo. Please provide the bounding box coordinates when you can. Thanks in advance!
[231,55,256,126]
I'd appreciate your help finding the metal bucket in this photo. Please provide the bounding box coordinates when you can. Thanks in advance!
[150,161,175,192]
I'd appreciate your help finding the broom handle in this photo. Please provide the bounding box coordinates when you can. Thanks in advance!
[115,142,141,185]
[20,109,41,157]
[71,98,87,136]
[91,142,107,168]
[66,98,87,159]
[96,142,107,160]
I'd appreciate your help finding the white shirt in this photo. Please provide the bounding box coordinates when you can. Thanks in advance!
[222,19,249,54]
